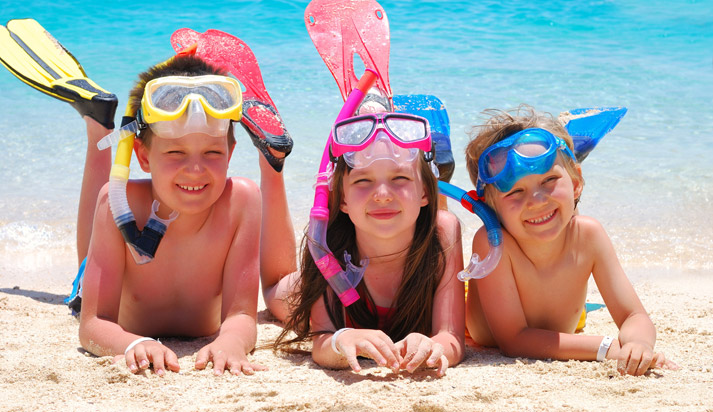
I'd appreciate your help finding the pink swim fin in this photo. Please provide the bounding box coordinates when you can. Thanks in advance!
[305,0,392,104]
[171,28,292,172]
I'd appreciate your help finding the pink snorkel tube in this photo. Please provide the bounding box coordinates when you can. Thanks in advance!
[309,69,378,306]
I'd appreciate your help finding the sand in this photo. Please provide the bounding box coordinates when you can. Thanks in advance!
[1,256,712,412]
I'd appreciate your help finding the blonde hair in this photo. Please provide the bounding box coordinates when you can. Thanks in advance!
[464,104,584,208]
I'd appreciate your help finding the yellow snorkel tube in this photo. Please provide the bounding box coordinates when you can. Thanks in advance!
[97,105,179,265]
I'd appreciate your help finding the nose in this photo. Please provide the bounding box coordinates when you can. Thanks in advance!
[527,189,547,208]
[184,154,206,174]
[373,182,393,203]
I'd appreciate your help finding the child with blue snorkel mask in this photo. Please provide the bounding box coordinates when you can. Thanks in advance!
[272,107,466,377]
[75,55,293,377]
[464,106,676,376]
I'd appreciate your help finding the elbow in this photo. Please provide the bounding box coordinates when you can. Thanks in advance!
[498,341,524,358]
[77,321,93,354]
[77,316,102,356]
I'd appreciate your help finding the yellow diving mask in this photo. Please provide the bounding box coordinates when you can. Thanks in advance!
[138,75,243,139]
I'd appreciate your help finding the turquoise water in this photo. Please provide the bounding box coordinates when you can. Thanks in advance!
[1,0,712,274]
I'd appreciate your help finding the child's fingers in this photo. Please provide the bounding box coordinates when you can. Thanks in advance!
[212,351,228,375]
[436,355,449,377]
[340,345,362,373]
[357,340,389,368]
[405,339,433,372]
[370,338,400,371]
[149,351,167,377]
[229,360,267,376]
[195,346,210,370]
[123,353,139,373]
[165,349,181,373]
[426,343,445,369]
[663,358,679,370]
[226,359,244,376]
[634,351,654,376]
[653,353,679,370]
[133,345,151,370]
[619,346,644,376]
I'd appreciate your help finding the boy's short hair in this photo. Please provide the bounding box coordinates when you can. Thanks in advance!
[464,104,584,208]
[128,55,236,148]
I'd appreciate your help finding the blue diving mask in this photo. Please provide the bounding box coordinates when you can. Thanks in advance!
[476,128,577,196]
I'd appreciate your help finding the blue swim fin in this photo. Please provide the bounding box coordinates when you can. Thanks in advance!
[393,94,454,182]
[561,107,627,162]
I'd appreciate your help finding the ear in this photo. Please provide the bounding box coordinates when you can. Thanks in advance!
[134,139,151,173]
[339,195,349,214]
[420,183,429,207]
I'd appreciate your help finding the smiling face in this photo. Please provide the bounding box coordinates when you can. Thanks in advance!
[339,157,429,243]
[490,156,582,244]
[135,132,233,216]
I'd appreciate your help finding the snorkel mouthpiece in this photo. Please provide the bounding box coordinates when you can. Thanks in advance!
[114,200,178,264]
[309,69,378,306]
[438,181,503,280]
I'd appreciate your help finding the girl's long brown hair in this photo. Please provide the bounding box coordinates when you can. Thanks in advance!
[275,155,445,350]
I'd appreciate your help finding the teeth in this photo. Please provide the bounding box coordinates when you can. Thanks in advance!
[528,210,555,224]
[179,184,205,191]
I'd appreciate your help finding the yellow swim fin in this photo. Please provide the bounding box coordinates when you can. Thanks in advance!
[0,18,117,129]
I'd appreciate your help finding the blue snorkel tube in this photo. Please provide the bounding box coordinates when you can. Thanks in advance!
[439,181,503,281]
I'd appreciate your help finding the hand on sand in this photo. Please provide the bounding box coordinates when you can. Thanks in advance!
[195,337,267,376]
[609,339,679,376]
[118,340,180,377]
[334,329,401,373]
[395,333,448,377]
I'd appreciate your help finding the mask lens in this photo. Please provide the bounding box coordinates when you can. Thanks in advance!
[192,84,236,109]
[335,118,375,146]
[150,84,236,113]
[512,133,551,158]
[483,147,510,178]
[150,85,192,112]
[385,117,427,142]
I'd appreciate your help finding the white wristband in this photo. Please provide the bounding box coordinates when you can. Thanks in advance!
[596,336,613,361]
[330,328,354,355]
[124,337,156,356]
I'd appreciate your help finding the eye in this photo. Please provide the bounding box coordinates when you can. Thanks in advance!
[504,188,523,198]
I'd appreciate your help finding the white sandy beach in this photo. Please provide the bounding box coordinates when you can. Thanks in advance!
[1,247,711,412]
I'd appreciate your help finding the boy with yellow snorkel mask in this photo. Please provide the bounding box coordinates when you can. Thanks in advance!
[74,54,290,376]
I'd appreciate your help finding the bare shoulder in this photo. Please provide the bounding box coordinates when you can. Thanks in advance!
[571,215,608,240]
[219,177,261,207]
[437,209,461,240]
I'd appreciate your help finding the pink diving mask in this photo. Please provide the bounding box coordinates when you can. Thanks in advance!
[330,113,433,168]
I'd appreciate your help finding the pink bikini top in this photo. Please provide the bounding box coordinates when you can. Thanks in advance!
[344,301,395,331]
